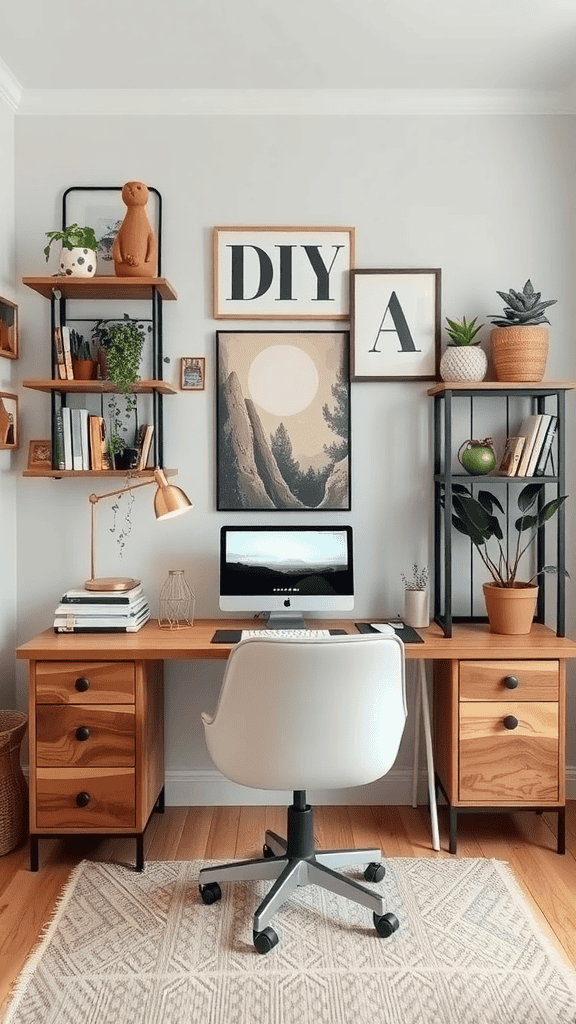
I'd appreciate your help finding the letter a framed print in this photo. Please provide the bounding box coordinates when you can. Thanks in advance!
[350,268,441,381]
[213,226,355,319]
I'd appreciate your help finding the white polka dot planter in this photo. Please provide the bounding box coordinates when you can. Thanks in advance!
[59,246,97,277]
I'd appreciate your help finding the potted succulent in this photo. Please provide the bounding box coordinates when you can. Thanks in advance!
[44,224,99,278]
[489,279,557,382]
[91,314,150,468]
[69,328,98,380]
[440,316,487,382]
[449,482,568,634]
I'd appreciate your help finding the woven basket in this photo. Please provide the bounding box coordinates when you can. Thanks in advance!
[490,326,548,382]
[0,710,28,856]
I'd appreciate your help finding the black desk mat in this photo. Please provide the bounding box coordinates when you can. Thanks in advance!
[211,628,348,644]
[355,621,424,643]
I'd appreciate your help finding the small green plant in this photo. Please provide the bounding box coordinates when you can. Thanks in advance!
[445,316,483,346]
[490,279,557,328]
[69,329,95,361]
[44,224,98,262]
[449,482,568,587]
[91,314,150,461]
[401,564,429,591]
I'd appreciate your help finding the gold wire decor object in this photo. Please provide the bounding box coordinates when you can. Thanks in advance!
[158,570,195,629]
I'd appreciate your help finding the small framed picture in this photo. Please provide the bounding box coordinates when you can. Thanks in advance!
[350,268,441,381]
[28,439,52,470]
[214,226,355,319]
[0,296,18,359]
[0,392,18,449]
[181,357,205,391]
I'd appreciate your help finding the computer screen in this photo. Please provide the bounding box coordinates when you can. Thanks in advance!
[219,525,354,628]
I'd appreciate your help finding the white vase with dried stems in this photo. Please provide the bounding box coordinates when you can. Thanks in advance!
[402,564,429,628]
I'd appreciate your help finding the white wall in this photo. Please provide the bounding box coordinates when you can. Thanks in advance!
[0,93,16,707]
[13,109,576,802]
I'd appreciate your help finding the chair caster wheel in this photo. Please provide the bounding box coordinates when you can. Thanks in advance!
[253,926,279,954]
[263,844,274,858]
[199,882,222,905]
[374,911,399,938]
[364,862,385,883]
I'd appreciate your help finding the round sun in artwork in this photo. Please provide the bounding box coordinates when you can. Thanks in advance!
[247,344,319,416]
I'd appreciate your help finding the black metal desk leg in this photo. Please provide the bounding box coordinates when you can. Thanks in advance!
[449,807,458,855]
[155,786,165,814]
[30,836,39,872]
[135,835,145,872]
[558,808,566,855]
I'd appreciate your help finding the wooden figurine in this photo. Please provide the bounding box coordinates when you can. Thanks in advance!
[113,181,157,278]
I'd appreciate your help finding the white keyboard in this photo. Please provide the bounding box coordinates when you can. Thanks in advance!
[240,628,332,640]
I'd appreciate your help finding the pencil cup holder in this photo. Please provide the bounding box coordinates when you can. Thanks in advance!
[404,589,429,629]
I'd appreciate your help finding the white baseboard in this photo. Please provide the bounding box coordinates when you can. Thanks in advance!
[164,766,576,806]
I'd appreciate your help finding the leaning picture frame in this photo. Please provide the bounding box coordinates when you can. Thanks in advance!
[0,296,18,359]
[213,226,355,319]
[350,268,441,381]
[216,330,350,510]
[0,392,18,449]
[62,186,162,277]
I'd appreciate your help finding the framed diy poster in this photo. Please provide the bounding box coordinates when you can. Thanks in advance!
[213,226,355,319]
[216,330,350,510]
[350,268,441,381]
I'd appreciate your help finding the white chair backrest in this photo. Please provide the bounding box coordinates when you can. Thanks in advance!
[202,633,407,792]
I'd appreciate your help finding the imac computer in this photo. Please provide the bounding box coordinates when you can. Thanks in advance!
[219,525,354,629]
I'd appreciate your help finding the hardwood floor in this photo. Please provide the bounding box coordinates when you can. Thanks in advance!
[1,801,575,1014]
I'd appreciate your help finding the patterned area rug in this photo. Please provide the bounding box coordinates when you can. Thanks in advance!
[5,858,576,1024]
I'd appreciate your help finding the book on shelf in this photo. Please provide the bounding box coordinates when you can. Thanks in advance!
[534,415,558,476]
[53,409,66,470]
[137,424,154,470]
[70,408,84,470]
[61,583,145,604]
[61,406,73,470]
[515,414,545,476]
[524,413,553,477]
[60,325,74,380]
[88,415,112,471]
[495,436,525,476]
[52,327,67,380]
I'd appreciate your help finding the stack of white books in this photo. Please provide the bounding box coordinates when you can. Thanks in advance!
[54,584,150,633]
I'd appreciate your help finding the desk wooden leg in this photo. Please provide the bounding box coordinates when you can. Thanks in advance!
[419,660,441,852]
[412,665,422,809]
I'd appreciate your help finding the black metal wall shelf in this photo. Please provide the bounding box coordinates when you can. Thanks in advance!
[428,381,575,638]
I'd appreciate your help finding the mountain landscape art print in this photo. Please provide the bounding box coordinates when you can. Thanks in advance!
[216,331,350,510]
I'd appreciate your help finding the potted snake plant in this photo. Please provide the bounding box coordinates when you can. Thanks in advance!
[489,279,557,382]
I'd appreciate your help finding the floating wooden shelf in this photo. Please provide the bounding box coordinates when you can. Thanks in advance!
[22,276,178,302]
[22,468,177,480]
[22,379,177,395]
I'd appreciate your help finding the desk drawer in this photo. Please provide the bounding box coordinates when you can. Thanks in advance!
[459,701,559,802]
[460,660,558,701]
[36,662,135,704]
[36,705,136,767]
[35,767,135,828]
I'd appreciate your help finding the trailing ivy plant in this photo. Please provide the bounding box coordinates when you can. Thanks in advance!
[91,314,151,461]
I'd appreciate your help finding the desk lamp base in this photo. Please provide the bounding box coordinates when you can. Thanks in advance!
[85,577,141,593]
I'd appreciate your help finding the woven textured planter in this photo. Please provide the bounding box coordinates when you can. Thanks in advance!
[439,345,488,382]
[483,582,538,635]
[0,710,28,856]
[490,326,548,382]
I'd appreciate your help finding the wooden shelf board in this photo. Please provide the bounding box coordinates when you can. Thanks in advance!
[22,468,177,479]
[23,379,177,395]
[428,381,575,396]
[22,276,177,301]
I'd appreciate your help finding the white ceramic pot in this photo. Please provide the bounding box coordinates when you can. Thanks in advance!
[439,345,488,382]
[404,588,429,628]
[59,246,97,278]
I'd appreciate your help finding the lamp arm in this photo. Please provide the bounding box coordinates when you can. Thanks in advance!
[88,469,172,582]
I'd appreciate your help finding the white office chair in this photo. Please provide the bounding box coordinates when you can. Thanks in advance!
[198,632,407,953]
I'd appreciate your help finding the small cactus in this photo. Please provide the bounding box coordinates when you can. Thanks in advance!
[490,279,556,328]
[445,316,483,346]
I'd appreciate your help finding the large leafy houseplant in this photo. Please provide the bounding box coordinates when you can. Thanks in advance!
[450,482,568,588]
[91,314,150,462]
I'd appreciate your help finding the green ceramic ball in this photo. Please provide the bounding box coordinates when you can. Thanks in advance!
[460,444,496,476]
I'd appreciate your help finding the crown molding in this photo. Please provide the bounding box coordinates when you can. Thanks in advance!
[0,57,22,112]
[14,86,576,117]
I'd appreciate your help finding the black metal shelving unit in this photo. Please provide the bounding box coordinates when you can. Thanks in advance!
[429,382,573,638]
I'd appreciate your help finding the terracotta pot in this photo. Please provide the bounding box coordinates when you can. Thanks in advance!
[483,581,538,635]
[490,326,548,382]
[72,357,98,380]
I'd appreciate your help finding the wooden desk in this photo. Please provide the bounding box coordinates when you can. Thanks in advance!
[17,619,576,868]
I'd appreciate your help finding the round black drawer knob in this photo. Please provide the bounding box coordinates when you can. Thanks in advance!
[75,677,90,693]
[503,715,519,730]
[503,676,519,690]
[76,791,91,807]
[75,726,91,742]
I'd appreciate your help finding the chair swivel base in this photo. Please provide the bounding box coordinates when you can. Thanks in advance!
[199,796,399,952]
